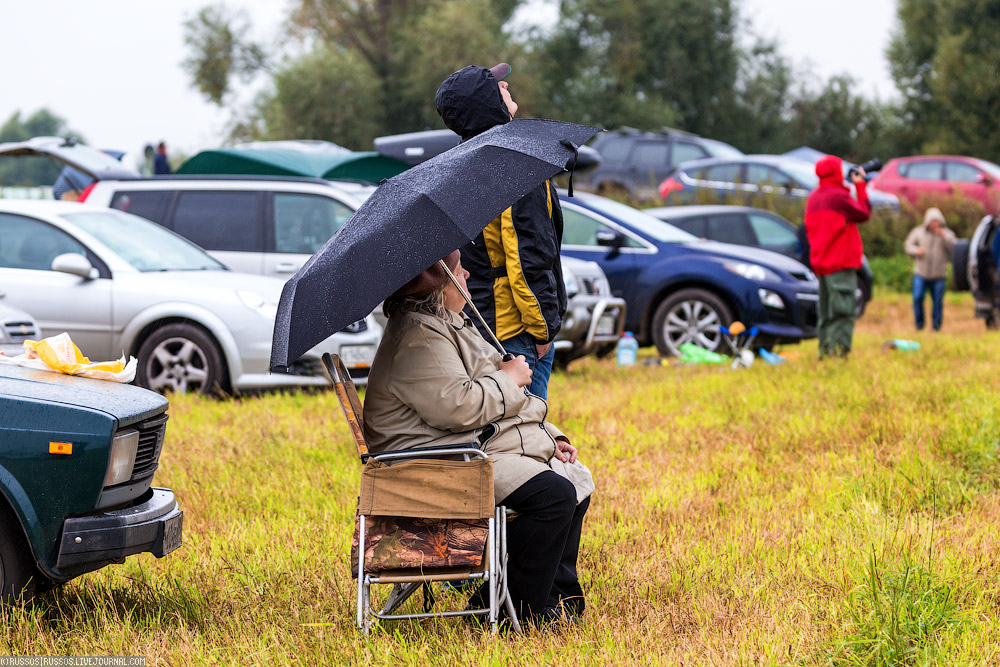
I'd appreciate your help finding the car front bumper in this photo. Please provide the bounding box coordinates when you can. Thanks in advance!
[54,487,182,578]
[554,296,628,362]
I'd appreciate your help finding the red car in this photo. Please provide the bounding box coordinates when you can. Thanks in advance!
[871,155,1000,214]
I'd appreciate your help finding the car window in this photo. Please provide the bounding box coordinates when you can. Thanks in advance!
[944,161,981,183]
[0,213,88,271]
[562,207,644,247]
[777,160,819,188]
[64,210,225,272]
[902,161,943,180]
[172,191,263,252]
[706,214,754,245]
[632,142,669,168]
[975,159,1000,181]
[273,193,354,254]
[110,191,173,225]
[599,138,632,163]
[671,141,707,167]
[705,164,742,184]
[671,216,707,237]
[745,164,786,186]
[748,213,797,251]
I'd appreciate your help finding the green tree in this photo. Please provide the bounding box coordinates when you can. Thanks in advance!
[247,46,384,149]
[888,0,1000,160]
[184,0,515,146]
[0,109,85,186]
[536,0,741,132]
[182,5,267,105]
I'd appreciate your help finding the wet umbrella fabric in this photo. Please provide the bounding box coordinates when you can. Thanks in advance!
[270,117,601,372]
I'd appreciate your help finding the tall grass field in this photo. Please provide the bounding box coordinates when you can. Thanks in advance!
[3,291,998,665]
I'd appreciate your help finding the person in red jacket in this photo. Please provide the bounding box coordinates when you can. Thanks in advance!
[804,155,872,358]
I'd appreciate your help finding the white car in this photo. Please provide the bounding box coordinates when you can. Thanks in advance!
[0,200,380,393]
[0,301,40,357]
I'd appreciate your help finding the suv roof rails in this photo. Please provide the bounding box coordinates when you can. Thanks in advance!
[116,174,333,186]
[658,126,700,138]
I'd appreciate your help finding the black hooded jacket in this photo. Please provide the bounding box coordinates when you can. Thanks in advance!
[435,66,567,345]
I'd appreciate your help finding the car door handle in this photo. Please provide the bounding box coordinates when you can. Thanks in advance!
[274,262,299,274]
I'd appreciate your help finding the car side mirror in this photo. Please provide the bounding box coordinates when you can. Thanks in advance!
[595,230,625,248]
[977,173,993,185]
[51,253,98,280]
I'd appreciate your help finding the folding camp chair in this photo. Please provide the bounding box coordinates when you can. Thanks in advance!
[323,353,521,635]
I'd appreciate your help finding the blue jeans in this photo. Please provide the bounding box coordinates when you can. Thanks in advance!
[913,275,946,331]
[502,332,555,399]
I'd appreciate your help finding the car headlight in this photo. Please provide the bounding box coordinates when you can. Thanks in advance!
[563,266,581,298]
[238,290,279,319]
[758,288,785,310]
[724,262,779,282]
[104,429,139,486]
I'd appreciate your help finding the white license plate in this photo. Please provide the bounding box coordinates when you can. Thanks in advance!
[596,312,618,336]
[340,344,375,367]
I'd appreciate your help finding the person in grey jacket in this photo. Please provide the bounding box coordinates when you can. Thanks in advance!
[364,250,594,626]
[904,207,957,331]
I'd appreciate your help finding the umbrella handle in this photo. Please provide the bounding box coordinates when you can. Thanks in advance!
[439,260,511,358]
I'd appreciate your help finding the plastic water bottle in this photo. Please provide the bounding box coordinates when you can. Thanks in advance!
[616,331,639,366]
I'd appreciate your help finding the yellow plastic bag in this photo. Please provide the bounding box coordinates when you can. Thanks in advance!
[0,332,137,383]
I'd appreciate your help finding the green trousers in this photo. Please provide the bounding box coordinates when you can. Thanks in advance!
[817,269,857,358]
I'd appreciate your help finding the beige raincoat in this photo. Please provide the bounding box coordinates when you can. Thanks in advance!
[363,308,592,503]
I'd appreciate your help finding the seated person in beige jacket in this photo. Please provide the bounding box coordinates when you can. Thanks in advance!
[363,249,594,626]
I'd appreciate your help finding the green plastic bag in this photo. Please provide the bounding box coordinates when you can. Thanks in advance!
[678,343,727,364]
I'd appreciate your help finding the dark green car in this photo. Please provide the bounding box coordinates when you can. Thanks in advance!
[0,364,182,603]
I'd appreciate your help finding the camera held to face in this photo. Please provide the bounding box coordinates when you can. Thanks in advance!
[847,158,882,182]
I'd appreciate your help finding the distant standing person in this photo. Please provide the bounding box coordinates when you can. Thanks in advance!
[153,141,172,175]
[435,63,566,398]
[804,155,872,359]
[904,207,956,331]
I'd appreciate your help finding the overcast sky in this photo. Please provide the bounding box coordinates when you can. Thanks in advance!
[0,0,898,161]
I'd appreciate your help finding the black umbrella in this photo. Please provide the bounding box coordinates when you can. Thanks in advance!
[270,118,601,372]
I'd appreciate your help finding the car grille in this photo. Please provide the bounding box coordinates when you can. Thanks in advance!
[340,319,368,334]
[287,357,326,377]
[3,319,38,342]
[789,270,814,282]
[129,413,168,482]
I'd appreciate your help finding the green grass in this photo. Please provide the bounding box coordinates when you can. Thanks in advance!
[2,292,999,665]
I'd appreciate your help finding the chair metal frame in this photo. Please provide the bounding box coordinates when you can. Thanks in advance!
[323,353,521,635]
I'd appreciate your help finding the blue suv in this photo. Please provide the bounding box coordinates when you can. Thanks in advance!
[559,192,819,356]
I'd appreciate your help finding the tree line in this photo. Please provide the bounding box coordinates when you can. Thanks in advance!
[177,0,1000,165]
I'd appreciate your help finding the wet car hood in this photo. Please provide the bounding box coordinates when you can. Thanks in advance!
[687,240,814,277]
[0,364,167,425]
[120,269,284,301]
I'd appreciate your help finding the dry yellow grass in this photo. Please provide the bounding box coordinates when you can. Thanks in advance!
[2,290,998,665]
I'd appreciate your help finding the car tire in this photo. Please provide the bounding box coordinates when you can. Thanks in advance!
[651,288,732,357]
[0,502,41,605]
[136,322,228,395]
[953,239,971,292]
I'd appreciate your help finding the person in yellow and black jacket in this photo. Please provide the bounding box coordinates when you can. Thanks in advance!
[435,63,567,399]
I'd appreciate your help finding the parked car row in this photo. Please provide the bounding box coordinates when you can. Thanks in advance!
[657,155,900,210]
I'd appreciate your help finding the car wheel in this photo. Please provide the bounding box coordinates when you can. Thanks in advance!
[0,502,41,605]
[952,239,971,292]
[652,288,732,357]
[136,322,227,395]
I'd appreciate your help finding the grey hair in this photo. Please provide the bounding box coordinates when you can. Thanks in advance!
[383,285,447,319]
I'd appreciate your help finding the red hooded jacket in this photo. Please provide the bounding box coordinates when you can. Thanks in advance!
[804,155,872,275]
